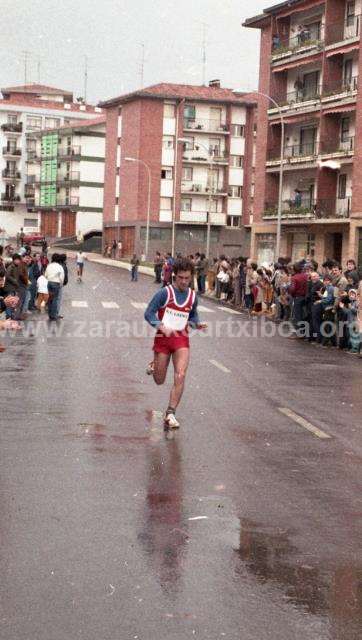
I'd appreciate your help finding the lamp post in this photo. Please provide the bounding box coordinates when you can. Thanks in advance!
[177,137,215,259]
[125,157,151,260]
[235,89,285,260]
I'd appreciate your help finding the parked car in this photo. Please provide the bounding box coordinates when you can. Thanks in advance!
[23,232,44,246]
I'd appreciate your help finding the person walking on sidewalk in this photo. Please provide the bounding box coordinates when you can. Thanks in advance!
[131,254,140,282]
[144,257,206,429]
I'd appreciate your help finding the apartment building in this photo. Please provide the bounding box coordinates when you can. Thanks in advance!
[244,0,362,268]
[26,117,105,239]
[0,83,103,238]
[99,82,257,257]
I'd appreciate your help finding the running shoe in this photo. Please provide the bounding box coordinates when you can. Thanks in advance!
[146,361,154,375]
[164,412,180,429]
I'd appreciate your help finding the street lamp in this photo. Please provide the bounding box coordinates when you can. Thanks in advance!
[177,137,215,259]
[235,89,285,261]
[125,157,151,260]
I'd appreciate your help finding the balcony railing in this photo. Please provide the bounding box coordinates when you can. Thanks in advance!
[57,171,81,183]
[264,198,317,218]
[183,118,229,133]
[182,150,228,164]
[57,146,81,158]
[322,76,358,97]
[268,141,317,161]
[316,198,351,218]
[326,15,361,45]
[181,183,227,195]
[321,136,355,155]
[1,122,23,133]
[273,86,321,108]
[2,147,21,157]
[26,198,35,207]
[272,25,323,56]
[2,169,21,180]
[56,196,80,207]
[1,193,21,202]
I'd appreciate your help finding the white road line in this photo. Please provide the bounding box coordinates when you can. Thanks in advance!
[209,359,231,373]
[71,301,89,308]
[131,302,147,310]
[278,407,331,440]
[198,305,215,313]
[101,301,120,309]
[217,306,242,315]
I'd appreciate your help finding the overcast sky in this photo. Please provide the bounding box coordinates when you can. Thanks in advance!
[1,0,272,103]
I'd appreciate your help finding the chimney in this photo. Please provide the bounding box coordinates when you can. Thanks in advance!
[209,79,221,88]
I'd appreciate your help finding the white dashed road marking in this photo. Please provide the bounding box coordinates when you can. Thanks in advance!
[278,407,331,439]
[71,301,89,308]
[217,306,242,315]
[131,302,147,310]
[101,301,120,309]
[209,359,231,373]
[198,305,215,313]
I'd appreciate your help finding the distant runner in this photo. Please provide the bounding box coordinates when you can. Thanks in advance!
[76,251,85,282]
[144,257,206,429]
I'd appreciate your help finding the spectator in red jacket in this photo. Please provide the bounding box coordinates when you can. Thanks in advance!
[289,262,308,336]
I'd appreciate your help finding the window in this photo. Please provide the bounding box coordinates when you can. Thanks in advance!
[230,155,244,167]
[181,198,192,211]
[343,58,353,84]
[161,167,173,180]
[115,197,119,205]
[176,228,219,243]
[341,117,350,142]
[27,139,36,152]
[184,104,196,121]
[45,117,61,129]
[140,227,172,241]
[160,197,172,210]
[164,103,175,118]
[182,167,193,181]
[338,174,347,199]
[228,186,243,198]
[346,1,355,26]
[209,138,221,155]
[7,113,18,125]
[24,218,38,227]
[182,137,194,150]
[210,107,222,126]
[227,216,240,227]
[231,124,245,137]
[162,136,174,149]
[26,116,42,130]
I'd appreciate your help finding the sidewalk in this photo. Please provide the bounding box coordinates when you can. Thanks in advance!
[64,250,155,277]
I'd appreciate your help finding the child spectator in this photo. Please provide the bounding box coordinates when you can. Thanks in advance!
[36,273,49,312]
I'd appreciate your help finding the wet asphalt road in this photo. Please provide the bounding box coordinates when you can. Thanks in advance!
[1,259,362,640]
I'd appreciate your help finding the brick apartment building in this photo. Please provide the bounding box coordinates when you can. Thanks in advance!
[0,83,103,239]
[26,117,105,239]
[99,82,257,257]
[244,0,362,268]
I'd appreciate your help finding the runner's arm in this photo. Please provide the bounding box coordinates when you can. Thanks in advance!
[144,289,168,327]
[188,295,201,328]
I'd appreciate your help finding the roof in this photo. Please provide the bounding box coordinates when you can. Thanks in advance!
[0,97,101,115]
[243,0,318,27]
[1,83,73,97]
[99,82,257,108]
[27,115,106,138]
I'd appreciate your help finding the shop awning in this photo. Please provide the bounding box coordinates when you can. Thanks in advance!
[272,53,322,73]
[326,43,359,57]
[323,104,356,115]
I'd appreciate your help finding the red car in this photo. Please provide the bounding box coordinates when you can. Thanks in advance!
[22,232,44,246]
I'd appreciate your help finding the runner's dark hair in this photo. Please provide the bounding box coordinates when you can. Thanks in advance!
[173,257,194,275]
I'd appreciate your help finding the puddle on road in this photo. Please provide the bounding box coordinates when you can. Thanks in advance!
[236,519,362,638]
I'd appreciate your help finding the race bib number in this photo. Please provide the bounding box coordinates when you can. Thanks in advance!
[162,307,189,331]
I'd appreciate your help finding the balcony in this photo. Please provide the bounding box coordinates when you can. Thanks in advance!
[263,197,351,221]
[1,193,21,203]
[326,15,361,46]
[267,141,317,166]
[183,118,229,134]
[181,183,227,196]
[322,77,358,100]
[37,196,80,209]
[2,147,21,158]
[26,150,38,162]
[271,25,324,63]
[26,198,35,207]
[182,149,228,165]
[179,211,227,225]
[318,198,351,219]
[1,122,23,134]
[2,169,21,181]
[30,146,82,161]
[274,86,322,110]
[263,199,317,219]
[57,171,81,183]
[320,136,354,158]
[57,146,81,158]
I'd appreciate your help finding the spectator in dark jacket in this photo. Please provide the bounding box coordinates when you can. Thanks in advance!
[289,262,308,336]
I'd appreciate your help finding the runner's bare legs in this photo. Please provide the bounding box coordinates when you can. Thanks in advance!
[169,348,190,410]
[153,351,171,385]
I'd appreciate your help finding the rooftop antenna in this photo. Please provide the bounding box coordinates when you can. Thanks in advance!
[22,50,30,84]
[140,43,145,88]
[37,58,41,83]
[84,55,88,102]
[202,23,207,85]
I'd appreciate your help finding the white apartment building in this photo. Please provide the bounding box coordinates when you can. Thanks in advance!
[0,83,103,238]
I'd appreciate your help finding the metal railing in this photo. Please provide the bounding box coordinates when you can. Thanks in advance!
[315,198,351,218]
[326,14,361,45]
[1,193,20,202]
[2,147,21,156]
[272,24,323,55]
[56,196,80,207]
[57,146,81,158]
[264,198,317,217]
[322,76,358,96]
[321,136,355,154]
[57,171,81,182]
[183,118,229,133]
[181,183,226,194]
[2,169,21,179]
[273,86,321,107]
[1,122,23,133]
[26,197,35,206]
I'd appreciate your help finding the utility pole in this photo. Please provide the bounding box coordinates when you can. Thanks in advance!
[84,55,88,103]
[22,50,30,85]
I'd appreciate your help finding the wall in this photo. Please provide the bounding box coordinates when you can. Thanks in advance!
[103,106,119,225]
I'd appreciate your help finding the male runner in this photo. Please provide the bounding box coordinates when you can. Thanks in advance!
[144,257,206,429]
